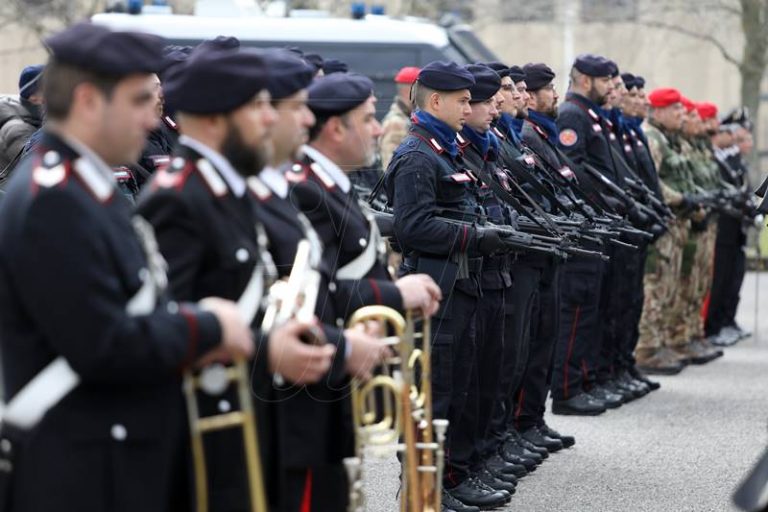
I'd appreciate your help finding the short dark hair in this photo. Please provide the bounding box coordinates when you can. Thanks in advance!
[412,81,437,110]
[307,111,350,142]
[43,58,122,121]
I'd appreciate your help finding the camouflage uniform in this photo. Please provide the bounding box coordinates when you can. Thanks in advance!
[679,136,722,341]
[637,122,694,352]
[379,98,411,171]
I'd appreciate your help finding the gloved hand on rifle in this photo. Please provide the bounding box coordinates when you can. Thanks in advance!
[476,228,519,256]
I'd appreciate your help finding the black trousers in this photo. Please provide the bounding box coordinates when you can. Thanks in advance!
[465,288,505,471]
[485,262,540,455]
[515,262,560,431]
[706,242,746,335]
[551,257,604,400]
[281,466,347,512]
[706,217,747,335]
[597,245,645,383]
[431,286,480,487]
[620,245,648,370]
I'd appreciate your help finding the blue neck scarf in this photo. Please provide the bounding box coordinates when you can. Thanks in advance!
[510,117,525,136]
[413,109,458,157]
[527,110,558,146]
[496,112,523,147]
[461,125,491,158]
[625,116,648,145]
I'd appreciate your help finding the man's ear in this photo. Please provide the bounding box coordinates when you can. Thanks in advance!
[429,91,442,112]
[326,115,347,143]
[70,82,105,124]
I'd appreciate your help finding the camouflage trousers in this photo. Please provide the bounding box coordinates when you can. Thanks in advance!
[673,222,717,343]
[637,219,690,350]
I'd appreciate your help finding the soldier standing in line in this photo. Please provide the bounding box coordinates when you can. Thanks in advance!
[379,66,420,170]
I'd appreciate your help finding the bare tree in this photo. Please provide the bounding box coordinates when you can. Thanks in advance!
[639,0,768,176]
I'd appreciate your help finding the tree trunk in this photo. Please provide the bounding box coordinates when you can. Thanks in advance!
[740,0,768,184]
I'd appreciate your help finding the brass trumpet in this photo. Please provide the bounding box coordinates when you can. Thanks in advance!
[261,239,324,351]
[344,306,448,512]
[183,357,267,512]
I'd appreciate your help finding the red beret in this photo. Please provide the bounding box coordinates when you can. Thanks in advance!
[696,102,718,120]
[648,87,682,108]
[680,96,695,113]
[394,66,421,85]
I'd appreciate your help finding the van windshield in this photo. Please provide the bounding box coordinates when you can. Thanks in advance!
[447,26,498,63]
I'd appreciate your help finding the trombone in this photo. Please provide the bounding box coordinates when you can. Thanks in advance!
[183,357,267,512]
[344,306,448,512]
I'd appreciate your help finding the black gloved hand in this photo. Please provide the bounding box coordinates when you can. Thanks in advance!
[476,229,506,256]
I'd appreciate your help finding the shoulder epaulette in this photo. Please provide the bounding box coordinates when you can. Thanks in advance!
[587,108,600,122]
[456,133,470,149]
[72,157,114,203]
[247,176,272,201]
[308,162,335,189]
[32,150,68,188]
[195,158,228,197]
[492,126,506,140]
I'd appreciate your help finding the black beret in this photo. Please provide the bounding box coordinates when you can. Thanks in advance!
[634,75,646,89]
[160,46,192,80]
[263,49,315,100]
[304,53,324,72]
[621,72,637,90]
[465,64,501,102]
[573,54,614,77]
[164,46,269,114]
[46,22,166,76]
[417,61,475,91]
[508,65,526,84]
[198,35,240,51]
[307,72,374,116]
[522,63,555,91]
[483,61,510,78]
[323,59,348,74]
[607,60,620,78]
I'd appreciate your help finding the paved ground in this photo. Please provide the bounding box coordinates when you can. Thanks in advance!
[364,271,768,512]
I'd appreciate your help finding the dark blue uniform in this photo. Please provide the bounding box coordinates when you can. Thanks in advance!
[385,120,486,487]
[555,95,611,402]
[456,128,513,474]
[0,131,223,512]
[138,144,356,512]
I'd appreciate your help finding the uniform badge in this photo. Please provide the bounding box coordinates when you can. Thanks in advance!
[524,155,536,167]
[559,129,579,147]
[592,123,603,133]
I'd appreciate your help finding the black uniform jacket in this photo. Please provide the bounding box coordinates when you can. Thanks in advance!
[0,131,221,512]
[287,150,403,320]
[557,93,619,182]
[137,145,352,481]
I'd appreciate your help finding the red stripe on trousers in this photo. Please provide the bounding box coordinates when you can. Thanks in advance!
[300,468,313,512]
[515,389,525,419]
[563,306,581,399]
